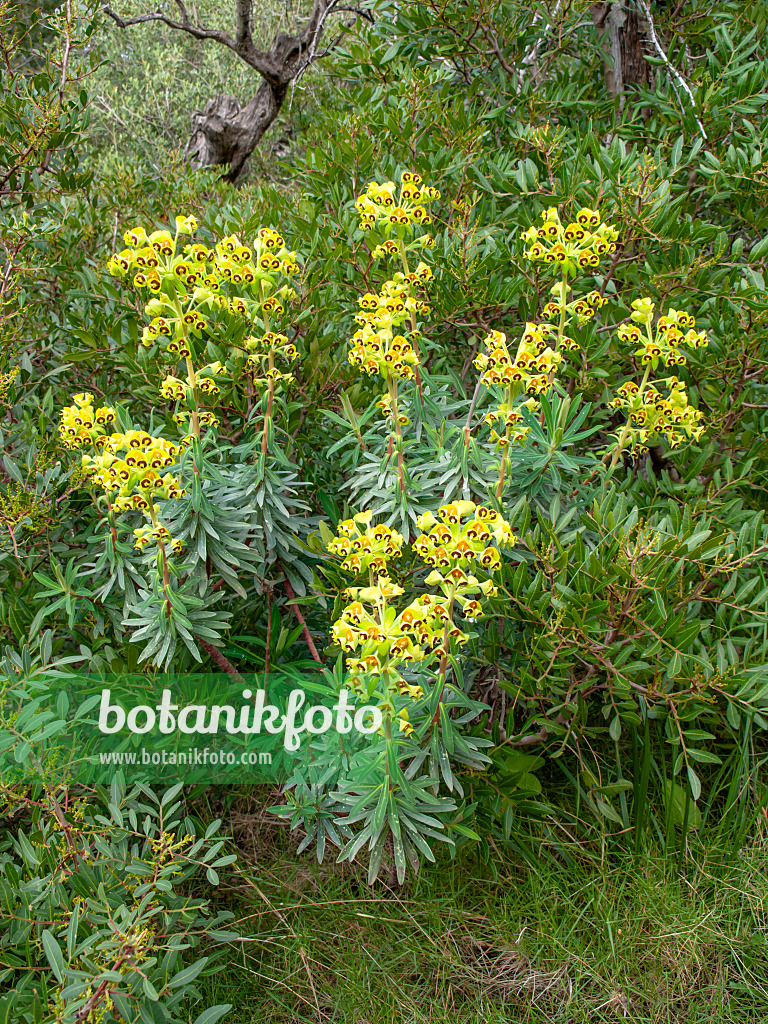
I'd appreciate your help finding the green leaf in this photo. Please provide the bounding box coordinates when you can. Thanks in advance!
[193,1005,232,1024]
[168,957,208,989]
[687,766,702,802]
[663,780,702,828]
[142,977,160,1001]
[42,929,66,982]
[66,903,80,960]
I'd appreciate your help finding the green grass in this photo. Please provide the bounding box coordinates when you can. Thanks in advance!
[196,815,768,1023]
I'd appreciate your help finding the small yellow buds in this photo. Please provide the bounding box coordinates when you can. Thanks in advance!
[630,297,655,325]
[175,214,198,234]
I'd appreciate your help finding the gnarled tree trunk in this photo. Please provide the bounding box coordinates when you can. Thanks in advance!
[104,0,347,182]
[185,83,286,182]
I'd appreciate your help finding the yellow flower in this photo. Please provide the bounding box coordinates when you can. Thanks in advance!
[522,205,618,276]
[398,708,414,735]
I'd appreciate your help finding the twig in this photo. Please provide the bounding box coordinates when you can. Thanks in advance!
[282,572,324,663]
[636,0,707,140]
[199,637,248,685]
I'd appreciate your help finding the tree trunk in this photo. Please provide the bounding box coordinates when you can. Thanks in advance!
[591,2,651,97]
[185,79,287,183]
[105,1,343,184]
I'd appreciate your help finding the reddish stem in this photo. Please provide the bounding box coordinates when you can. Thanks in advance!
[199,637,247,685]
[283,575,324,663]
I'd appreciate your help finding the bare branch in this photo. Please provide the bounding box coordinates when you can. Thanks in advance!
[635,0,707,140]
[104,0,360,179]
[235,0,252,52]
[101,2,281,80]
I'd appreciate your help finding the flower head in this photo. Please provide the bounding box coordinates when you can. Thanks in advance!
[521,206,618,277]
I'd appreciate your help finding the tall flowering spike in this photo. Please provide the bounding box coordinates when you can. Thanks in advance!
[107,215,304,443]
[326,506,510,703]
[348,275,425,387]
[474,327,561,449]
[348,172,438,444]
[521,205,619,277]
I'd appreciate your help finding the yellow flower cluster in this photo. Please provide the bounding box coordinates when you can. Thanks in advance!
[110,220,300,327]
[326,503,512,722]
[412,502,514,571]
[609,377,705,453]
[542,286,607,326]
[348,275,428,383]
[160,361,227,401]
[0,366,19,401]
[474,326,561,448]
[108,216,303,424]
[521,206,619,275]
[476,325,562,391]
[58,393,117,450]
[618,301,709,369]
[355,171,440,233]
[326,510,405,574]
[60,405,188,552]
[332,576,438,671]
[80,431,185,508]
[244,332,298,387]
[347,173,440,441]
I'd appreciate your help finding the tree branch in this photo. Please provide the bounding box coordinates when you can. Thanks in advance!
[235,0,252,53]
[104,0,355,178]
[635,0,707,140]
[101,2,281,80]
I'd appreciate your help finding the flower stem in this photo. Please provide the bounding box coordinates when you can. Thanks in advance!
[398,236,424,395]
[387,375,406,492]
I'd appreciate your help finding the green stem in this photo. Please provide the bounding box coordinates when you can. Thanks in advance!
[387,374,406,492]
[556,266,568,353]
[434,584,457,717]
[149,502,172,605]
[258,279,274,457]
[171,294,201,441]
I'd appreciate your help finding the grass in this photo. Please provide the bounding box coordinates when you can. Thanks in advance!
[195,802,768,1023]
